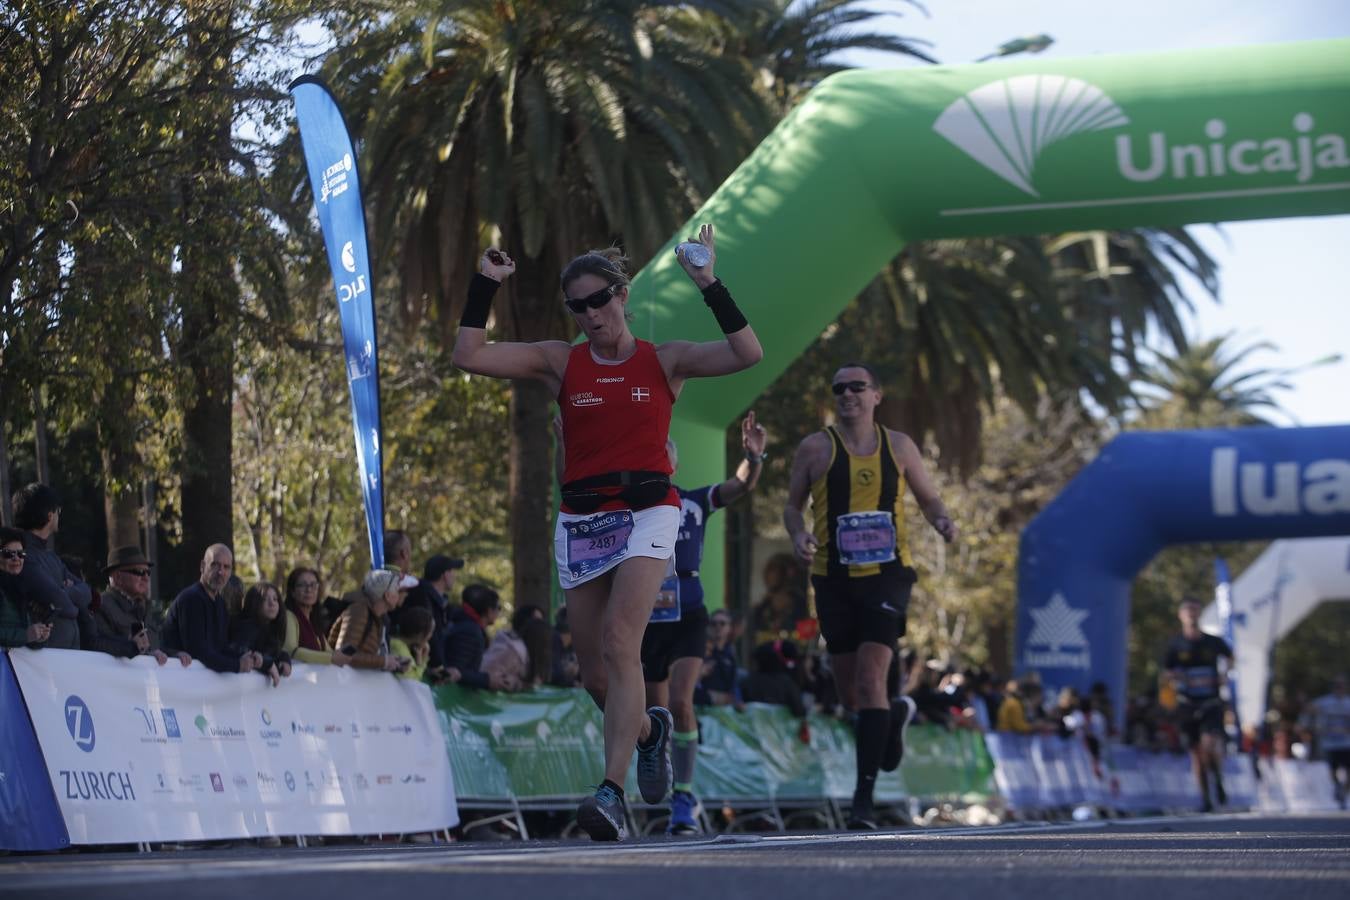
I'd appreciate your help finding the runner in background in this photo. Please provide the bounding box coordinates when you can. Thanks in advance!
[1303,674,1350,809]
[783,363,957,830]
[1162,597,1234,812]
[454,225,761,840]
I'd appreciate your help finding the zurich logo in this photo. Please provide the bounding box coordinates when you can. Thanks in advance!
[341,240,357,273]
[934,75,1129,197]
[260,709,272,726]
[64,695,96,752]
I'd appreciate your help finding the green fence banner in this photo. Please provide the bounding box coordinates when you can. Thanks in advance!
[433,686,994,806]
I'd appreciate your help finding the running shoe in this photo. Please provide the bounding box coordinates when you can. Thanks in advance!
[667,790,702,836]
[845,804,880,831]
[577,783,629,842]
[636,706,674,804]
[880,695,917,773]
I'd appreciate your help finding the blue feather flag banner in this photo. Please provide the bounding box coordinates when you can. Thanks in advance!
[1214,556,1239,730]
[289,76,385,569]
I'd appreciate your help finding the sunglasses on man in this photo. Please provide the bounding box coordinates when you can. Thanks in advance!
[121,568,151,577]
[0,549,26,561]
[563,284,618,314]
[831,380,872,396]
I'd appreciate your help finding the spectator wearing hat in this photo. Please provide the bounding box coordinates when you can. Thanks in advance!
[83,545,191,666]
[11,482,89,649]
[327,568,412,673]
[399,553,463,669]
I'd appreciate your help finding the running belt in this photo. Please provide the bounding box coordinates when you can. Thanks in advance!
[561,470,671,513]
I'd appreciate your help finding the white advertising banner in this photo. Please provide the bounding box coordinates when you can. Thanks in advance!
[9,648,457,844]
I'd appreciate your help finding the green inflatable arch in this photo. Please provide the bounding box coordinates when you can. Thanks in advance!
[625,38,1350,606]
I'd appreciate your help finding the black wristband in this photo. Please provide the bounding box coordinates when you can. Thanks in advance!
[702,279,748,334]
[460,273,501,329]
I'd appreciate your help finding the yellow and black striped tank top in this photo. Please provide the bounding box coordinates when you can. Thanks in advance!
[809,425,911,578]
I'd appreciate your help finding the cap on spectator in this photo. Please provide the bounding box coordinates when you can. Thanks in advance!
[423,554,465,581]
[105,545,153,575]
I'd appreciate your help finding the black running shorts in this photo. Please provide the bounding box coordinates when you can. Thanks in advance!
[641,605,709,682]
[812,564,917,655]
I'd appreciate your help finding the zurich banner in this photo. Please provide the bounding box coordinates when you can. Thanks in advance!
[1017,425,1350,730]
[289,76,386,569]
[0,651,69,851]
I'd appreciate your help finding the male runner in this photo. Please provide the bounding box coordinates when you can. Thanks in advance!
[783,363,957,829]
[1304,674,1350,809]
[1162,597,1234,812]
[646,413,766,834]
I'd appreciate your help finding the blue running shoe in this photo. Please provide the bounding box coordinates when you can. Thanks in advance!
[667,790,701,836]
[636,706,674,804]
[577,783,628,841]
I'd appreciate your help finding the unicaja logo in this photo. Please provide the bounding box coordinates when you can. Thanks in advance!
[934,75,1129,197]
[1023,593,1090,669]
[1210,448,1350,517]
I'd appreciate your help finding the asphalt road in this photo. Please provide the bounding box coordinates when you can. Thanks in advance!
[4,813,1348,900]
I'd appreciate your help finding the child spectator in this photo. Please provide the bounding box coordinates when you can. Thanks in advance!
[230,581,291,686]
[390,606,435,682]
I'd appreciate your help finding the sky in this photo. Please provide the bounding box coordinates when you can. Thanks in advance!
[844,0,1350,426]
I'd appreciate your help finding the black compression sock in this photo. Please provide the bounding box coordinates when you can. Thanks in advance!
[855,708,890,789]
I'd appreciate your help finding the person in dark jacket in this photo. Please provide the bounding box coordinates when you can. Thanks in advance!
[398,554,463,668]
[740,640,807,717]
[160,544,261,674]
[12,483,88,649]
[1,526,52,648]
[441,583,508,690]
[230,582,291,686]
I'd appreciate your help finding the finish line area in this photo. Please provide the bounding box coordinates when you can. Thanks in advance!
[4,814,1347,900]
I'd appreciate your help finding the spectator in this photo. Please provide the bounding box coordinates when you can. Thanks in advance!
[399,554,463,668]
[750,553,808,647]
[160,544,261,674]
[481,604,551,692]
[327,568,410,673]
[83,545,190,667]
[441,584,509,690]
[230,582,291,687]
[282,567,348,667]
[700,609,742,708]
[0,526,51,648]
[550,605,581,688]
[996,678,1033,734]
[1054,686,1082,738]
[385,530,417,590]
[390,605,435,682]
[741,640,807,718]
[12,482,88,649]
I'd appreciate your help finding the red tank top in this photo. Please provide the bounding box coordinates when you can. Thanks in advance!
[558,339,678,513]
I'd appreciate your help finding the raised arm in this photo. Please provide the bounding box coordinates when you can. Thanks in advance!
[450,249,571,390]
[658,224,763,385]
[891,430,957,543]
[715,412,767,507]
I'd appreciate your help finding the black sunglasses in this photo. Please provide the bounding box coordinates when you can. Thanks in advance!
[122,568,151,577]
[1,549,26,560]
[831,380,872,395]
[564,284,618,314]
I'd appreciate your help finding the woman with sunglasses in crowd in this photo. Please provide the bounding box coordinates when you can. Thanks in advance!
[0,526,52,648]
[452,224,761,840]
[282,567,350,667]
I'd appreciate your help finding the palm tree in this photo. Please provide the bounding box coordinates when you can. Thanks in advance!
[320,0,775,603]
[1133,333,1338,429]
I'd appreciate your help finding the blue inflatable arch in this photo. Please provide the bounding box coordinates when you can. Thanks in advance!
[1016,425,1350,725]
